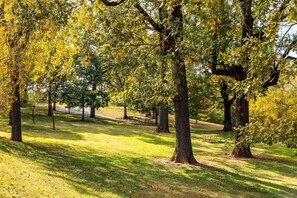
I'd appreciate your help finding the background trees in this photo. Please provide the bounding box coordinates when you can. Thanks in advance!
[60,54,108,121]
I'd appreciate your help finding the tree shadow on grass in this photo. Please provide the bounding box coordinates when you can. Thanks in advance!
[0,137,296,197]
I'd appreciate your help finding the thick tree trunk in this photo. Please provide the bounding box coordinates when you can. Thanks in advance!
[171,57,197,164]
[232,96,252,158]
[137,1,196,164]
[156,106,170,133]
[11,84,22,142]
[47,86,52,116]
[123,102,128,119]
[223,101,233,131]
[90,84,96,118]
[231,0,253,158]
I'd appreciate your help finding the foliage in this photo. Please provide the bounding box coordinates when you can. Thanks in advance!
[239,85,297,148]
[60,54,108,110]
[0,0,75,112]
[187,64,224,124]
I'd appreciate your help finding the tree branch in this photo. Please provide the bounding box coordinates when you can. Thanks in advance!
[100,0,125,6]
[134,3,164,33]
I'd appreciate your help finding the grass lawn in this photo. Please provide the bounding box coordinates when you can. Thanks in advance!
[0,106,296,197]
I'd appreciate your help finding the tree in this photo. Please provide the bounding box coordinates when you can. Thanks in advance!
[192,0,296,157]
[219,80,236,132]
[0,0,73,141]
[240,81,297,149]
[61,54,107,121]
[89,0,197,162]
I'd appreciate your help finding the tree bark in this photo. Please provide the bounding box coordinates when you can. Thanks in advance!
[171,57,197,164]
[136,0,197,164]
[231,0,253,158]
[123,102,128,119]
[11,83,22,142]
[47,84,52,116]
[220,81,235,132]
[232,95,252,158]
[156,105,170,133]
[170,2,197,164]
[90,84,96,118]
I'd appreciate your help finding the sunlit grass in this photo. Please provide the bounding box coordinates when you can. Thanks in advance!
[0,106,296,197]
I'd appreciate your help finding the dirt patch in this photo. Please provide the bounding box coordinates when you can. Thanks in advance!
[152,157,216,169]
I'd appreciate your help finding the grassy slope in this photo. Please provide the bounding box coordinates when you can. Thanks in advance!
[0,107,296,198]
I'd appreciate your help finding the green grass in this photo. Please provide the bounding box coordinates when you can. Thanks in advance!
[0,107,296,198]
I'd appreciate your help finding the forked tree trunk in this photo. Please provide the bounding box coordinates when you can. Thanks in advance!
[123,102,128,119]
[90,84,96,118]
[220,81,235,132]
[11,83,22,142]
[232,95,252,157]
[156,106,170,133]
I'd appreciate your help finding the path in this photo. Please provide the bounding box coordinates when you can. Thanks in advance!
[56,106,125,122]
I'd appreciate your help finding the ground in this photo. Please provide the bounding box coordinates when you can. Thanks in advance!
[0,106,296,197]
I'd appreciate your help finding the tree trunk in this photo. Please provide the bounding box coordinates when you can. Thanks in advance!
[32,107,35,124]
[171,56,197,164]
[232,95,252,158]
[47,85,52,116]
[156,106,170,133]
[231,0,253,158]
[53,96,56,111]
[123,102,128,119]
[90,84,96,118]
[155,110,158,126]
[11,83,22,142]
[90,105,96,118]
[51,112,56,130]
[8,110,12,126]
[223,101,233,131]
[82,93,85,121]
